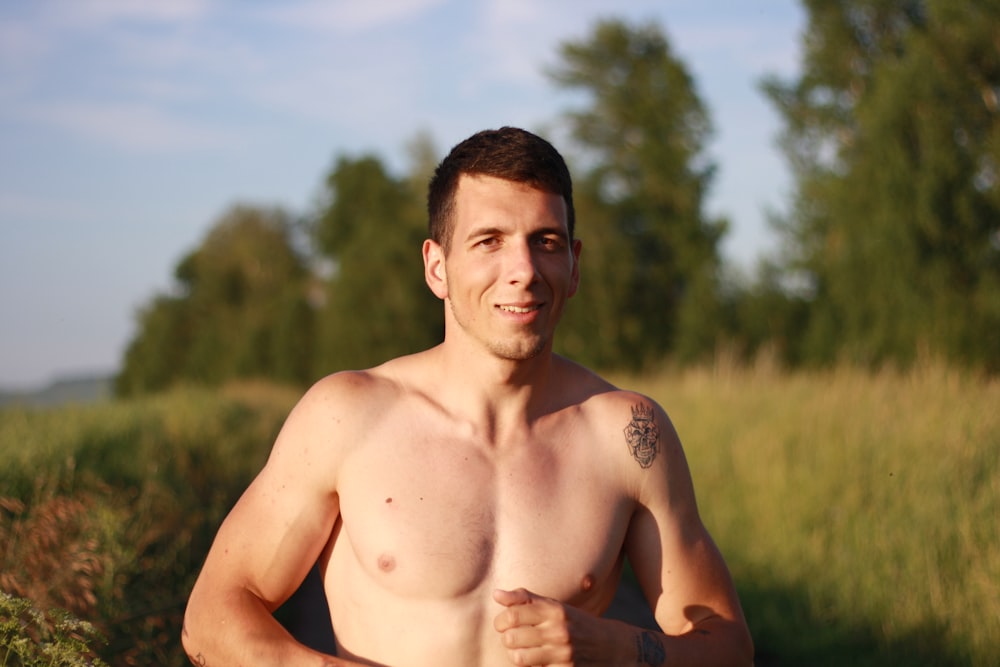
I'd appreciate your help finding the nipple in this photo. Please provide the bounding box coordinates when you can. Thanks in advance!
[377,554,396,572]
[580,574,595,592]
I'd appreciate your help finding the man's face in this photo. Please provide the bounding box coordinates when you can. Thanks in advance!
[423,174,581,361]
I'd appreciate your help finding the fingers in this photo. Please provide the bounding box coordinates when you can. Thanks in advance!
[493,588,575,665]
[498,620,570,648]
[500,644,572,667]
[493,601,565,634]
[493,588,555,632]
[493,587,533,607]
[498,622,573,667]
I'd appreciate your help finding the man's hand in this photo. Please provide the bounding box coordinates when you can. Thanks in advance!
[492,588,626,666]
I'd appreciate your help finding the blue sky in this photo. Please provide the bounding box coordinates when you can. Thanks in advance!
[0,0,803,389]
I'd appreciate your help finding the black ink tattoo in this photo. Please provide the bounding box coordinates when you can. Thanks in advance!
[636,630,667,666]
[181,623,206,666]
[624,403,660,468]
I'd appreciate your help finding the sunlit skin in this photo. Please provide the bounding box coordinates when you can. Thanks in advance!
[423,174,582,365]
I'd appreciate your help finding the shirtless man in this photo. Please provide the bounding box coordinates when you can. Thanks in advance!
[182,127,753,666]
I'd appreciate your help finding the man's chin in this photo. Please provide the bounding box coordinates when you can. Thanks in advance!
[486,337,548,362]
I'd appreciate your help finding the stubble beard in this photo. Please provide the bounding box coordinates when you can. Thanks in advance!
[485,337,548,362]
[449,300,549,362]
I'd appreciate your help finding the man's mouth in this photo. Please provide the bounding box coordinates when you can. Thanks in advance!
[497,304,541,314]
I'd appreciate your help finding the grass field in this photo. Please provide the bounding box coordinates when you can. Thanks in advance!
[619,360,1000,666]
[0,381,301,665]
[2,364,998,665]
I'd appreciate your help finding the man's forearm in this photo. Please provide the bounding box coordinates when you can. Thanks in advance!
[614,616,754,667]
[183,587,361,667]
[593,612,752,667]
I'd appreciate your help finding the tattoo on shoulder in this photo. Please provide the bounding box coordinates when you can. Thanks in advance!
[624,403,660,469]
[636,630,667,666]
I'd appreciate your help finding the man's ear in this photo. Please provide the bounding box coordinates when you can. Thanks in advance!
[423,239,448,299]
[568,238,582,298]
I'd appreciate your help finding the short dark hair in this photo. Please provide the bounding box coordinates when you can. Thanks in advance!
[427,127,575,252]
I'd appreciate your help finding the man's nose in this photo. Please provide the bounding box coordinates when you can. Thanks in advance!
[505,240,540,284]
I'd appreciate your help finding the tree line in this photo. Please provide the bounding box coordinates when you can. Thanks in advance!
[116,2,1000,396]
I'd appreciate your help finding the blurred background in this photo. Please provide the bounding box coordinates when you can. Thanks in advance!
[1,0,803,394]
[1,1,998,666]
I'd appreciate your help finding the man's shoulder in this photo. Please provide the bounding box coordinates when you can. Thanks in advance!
[300,364,407,413]
[577,388,670,448]
[308,367,393,396]
[298,352,439,416]
[555,356,663,416]
[270,365,413,463]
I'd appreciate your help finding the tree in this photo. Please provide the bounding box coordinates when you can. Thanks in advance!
[115,294,192,395]
[116,205,315,395]
[311,153,442,375]
[763,0,1000,369]
[548,19,728,369]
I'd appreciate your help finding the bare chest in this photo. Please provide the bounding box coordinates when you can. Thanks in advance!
[329,428,633,607]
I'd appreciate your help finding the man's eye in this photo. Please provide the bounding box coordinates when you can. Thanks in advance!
[477,237,500,248]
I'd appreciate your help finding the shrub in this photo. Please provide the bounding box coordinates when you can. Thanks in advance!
[0,592,107,666]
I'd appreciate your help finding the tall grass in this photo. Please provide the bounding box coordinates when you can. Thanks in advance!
[2,366,997,665]
[1,381,300,665]
[622,360,1000,666]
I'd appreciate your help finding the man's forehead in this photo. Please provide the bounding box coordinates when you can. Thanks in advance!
[444,173,570,249]
[454,173,566,212]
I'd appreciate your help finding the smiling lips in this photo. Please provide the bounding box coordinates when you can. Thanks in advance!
[497,304,541,314]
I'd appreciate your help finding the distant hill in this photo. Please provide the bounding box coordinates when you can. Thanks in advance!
[0,374,114,407]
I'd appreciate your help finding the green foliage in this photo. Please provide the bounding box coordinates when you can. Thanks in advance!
[114,295,190,396]
[0,382,300,665]
[116,205,316,395]
[311,154,442,373]
[0,593,107,667]
[763,0,1000,371]
[720,260,814,366]
[550,19,727,369]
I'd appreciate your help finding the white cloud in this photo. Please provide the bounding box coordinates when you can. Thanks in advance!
[667,7,802,79]
[0,16,50,62]
[56,0,212,27]
[260,0,447,33]
[0,15,55,105]
[30,100,239,153]
[0,0,214,81]
[460,0,558,89]
[484,0,543,25]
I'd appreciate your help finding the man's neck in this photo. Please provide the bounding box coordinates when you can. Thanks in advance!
[428,341,563,447]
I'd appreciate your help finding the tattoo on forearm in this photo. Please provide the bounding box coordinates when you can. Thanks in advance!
[624,403,660,468]
[636,631,666,666]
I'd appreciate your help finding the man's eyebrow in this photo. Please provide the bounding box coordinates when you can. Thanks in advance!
[465,226,505,239]
[532,226,570,239]
[464,225,569,241]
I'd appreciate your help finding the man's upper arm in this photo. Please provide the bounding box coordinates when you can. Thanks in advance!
[621,400,745,637]
[193,374,353,610]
